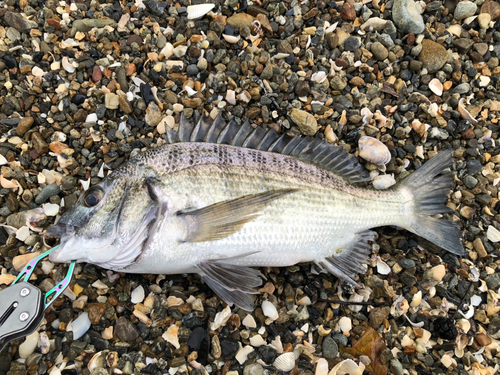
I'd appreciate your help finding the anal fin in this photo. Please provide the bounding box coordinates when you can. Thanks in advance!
[196,254,262,311]
[319,230,377,286]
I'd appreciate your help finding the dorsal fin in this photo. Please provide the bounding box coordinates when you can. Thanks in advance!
[169,113,370,184]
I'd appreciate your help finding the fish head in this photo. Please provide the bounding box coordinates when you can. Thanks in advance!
[48,169,160,269]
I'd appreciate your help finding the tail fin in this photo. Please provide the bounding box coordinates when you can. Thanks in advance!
[398,149,464,256]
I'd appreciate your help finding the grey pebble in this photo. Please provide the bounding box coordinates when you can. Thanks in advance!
[35,184,61,204]
[463,175,478,189]
[243,363,263,375]
[398,259,416,268]
[390,359,404,375]
[322,336,338,359]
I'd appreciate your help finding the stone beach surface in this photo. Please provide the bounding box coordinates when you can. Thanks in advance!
[0,0,500,374]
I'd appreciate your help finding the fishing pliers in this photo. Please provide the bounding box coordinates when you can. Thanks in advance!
[0,246,76,351]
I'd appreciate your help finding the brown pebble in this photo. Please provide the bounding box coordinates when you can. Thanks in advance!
[335,58,349,68]
[85,303,107,324]
[125,63,136,76]
[461,128,475,139]
[108,295,118,306]
[182,98,203,108]
[473,237,488,258]
[16,116,34,136]
[119,95,133,114]
[92,66,102,81]
[340,3,356,21]
[476,333,492,346]
[349,76,365,87]
[31,132,49,154]
[407,33,415,46]
[255,64,264,75]
[46,18,61,30]
[246,107,261,119]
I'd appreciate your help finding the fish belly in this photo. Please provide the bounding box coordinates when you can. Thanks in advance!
[122,163,409,274]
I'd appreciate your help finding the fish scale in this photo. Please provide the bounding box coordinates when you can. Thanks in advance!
[48,114,464,310]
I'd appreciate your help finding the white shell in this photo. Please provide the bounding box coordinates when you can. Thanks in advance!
[43,203,60,216]
[376,257,391,274]
[487,226,500,243]
[235,345,255,364]
[316,358,329,375]
[273,352,295,372]
[458,98,478,124]
[361,107,373,124]
[70,312,91,340]
[242,314,257,329]
[162,324,180,349]
[338,316,352,334]
[226,90,236,105]
[262,301,278,321]
[273,53,290,59]
[358,136,391,165]
[131,285,145,304]
[329,359,364,375]
[311,71,326,83]
[62,56,77,73]
[88,351,106,372]
[271,335,283,353]
[411,291,422,307]
[185,86,197,97]
[19,331,39,359]
[32,66,46,77]
[38,332,50,354]
[372,174,396,190]
[429,78,443,96]
[249,335,267,347]
[160,43,174,59]
[222,34,240,44]
[210,305,232,330]
[187,4,215,20]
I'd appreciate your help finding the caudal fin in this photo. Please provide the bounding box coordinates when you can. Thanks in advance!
[398,149,464,256]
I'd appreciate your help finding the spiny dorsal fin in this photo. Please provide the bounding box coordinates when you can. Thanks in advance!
[166,113,370,184]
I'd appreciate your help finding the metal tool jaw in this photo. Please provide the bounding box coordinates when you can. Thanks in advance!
[0,246,76,352]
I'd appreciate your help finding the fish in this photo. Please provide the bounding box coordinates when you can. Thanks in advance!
[47,114,464,310]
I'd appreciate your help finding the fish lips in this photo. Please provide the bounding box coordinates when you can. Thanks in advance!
[45,223,78,237]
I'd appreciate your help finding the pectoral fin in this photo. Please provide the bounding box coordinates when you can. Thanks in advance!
[177,188,298,243]
[196,254,262,311]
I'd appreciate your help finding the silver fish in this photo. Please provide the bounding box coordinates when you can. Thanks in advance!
[48,114,463,310]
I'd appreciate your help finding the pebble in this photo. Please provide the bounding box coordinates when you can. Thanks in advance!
[114,317,139,342]
[371,42,389,60]
[243,363,264,375]
[344,36,361,51]
[322,336,339,359]
[454,1,477,20]
[419,39,448,73]
[290,108,318,136]
[16,117,34,136]
[145,103,163,127]
[35,184,60,204]
[392,0,425,34]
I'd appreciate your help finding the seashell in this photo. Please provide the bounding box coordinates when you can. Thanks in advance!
[457,319,471,333]
[0,175,19,189]
[318,325,331,336]
[102,326,113,340]
[430,264,446,282]
[262,301,278,321]
[372,174,396,190]
[249,334,266,347]
[329,359,365,375]
[339,110,347,126]
[324,21,338,34]
[440,354,456,368]
[222,34,240,44]
[13,252,40,271]
[70,312,91,340]
[32,66,46,77]
[411,291,422,307]
[297,296,312,305]
[160,43,174,59]
[447,24,462,36]
[376,257,391,274]
[131,285,145,304]
[401,335,414,347]
[311,71,326,83]
[324,125,337,143]
[92,280,108,290]
[88,350,106,372]
[273,352,295,372]
[210,305,232,330]
[38,332,50,354]
[187,4,215,20]
[226,90,236,105]
[271,335,283,353]
[162,324,180,349]
[167,296,183,307]
[235,345,255,364]
[358,136,391,165]
[19,331,39,359]
[43,203,60,217]
[361,107,373,124]
[50,61,61,71]
[429,78,443,96]
[0,154,7,165]
[238,90,251,103]
[242,314,257,329]
[374,110,387,128]
[61,56,77,73]
[316,358,328,375]
[0,274,16,286]
[106,351,119,368]
[272,53,290,59]
[391,295,409,318]
[487,226,500,243]
[458,98,478,124]
[185,86,197,97]
[338,316,352,335]
[16,226,31,242]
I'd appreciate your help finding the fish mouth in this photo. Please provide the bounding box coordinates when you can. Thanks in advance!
[45,223,78,237]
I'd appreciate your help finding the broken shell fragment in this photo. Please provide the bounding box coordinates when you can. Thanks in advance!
[358,136,391,165]
[311,71,327,83]
[210,305,232,330]
[458,98,478,124]
[187,4,215,20]
[429,78,443,96]
[338,316,352,335]
[273,352,295,372]
[487,226,500,243]
[329,359,365,375]
[262,301,279,321]
[222,34,240,44]
[162,324,180,349]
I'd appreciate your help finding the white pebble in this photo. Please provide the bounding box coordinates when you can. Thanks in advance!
[19,331,39,358]
[70,312,91,340]
[131,285,145,304]
[16,226,30,241]
[235,345,254,365]
[249,335,266,347]
[38,332,51,354]
[85,113,98,123]
[242,314,257,329]
[43,203,60,216]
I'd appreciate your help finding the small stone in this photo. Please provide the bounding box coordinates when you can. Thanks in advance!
[398,259,416,268]
[4,11,38,33]
[221,339,239,359]
[243,363,264,375]
[16,117,34,136]
[114,317,139,342]
[92,66,102,81]
[473,238,487,258]
[290,108,318,136]
[330,75,347,91]
[119,95,133,114]
[145,102,162,127]
[31,132,49,154]
[371,42,388,60]
[478,13,491,28]
[419,39,448,73]
[390,359,404,375]
[481,0,500,20]
[344,36,361,51]
[369,307,390,329]
[454,1,477,20]
[85,303,107,324]
[182,98,203,108]
[392,0,425,34]
[104,93,119,110]
[453,38,475,54]
[35,184,60,204]
[257,345,277,364]
[476,333,492,346]
[260,65,273,80]
[322,336,338,359]
[72,19,117,33]
[349,77,365,87]
[341,3,356,21]
[295,81,310,96]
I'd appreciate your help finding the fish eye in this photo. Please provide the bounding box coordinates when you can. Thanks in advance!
[83,187,104,207]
